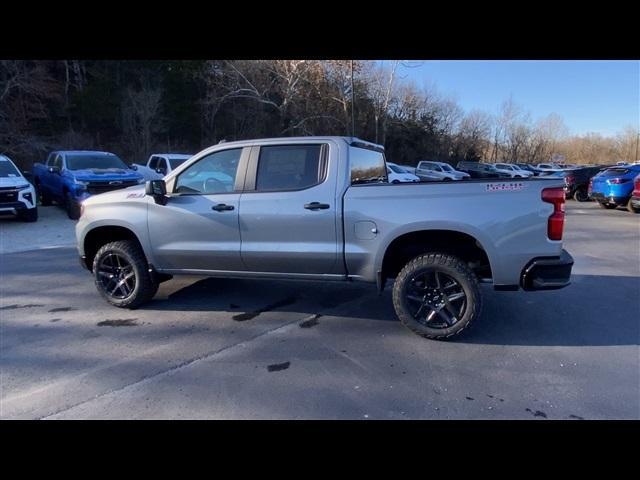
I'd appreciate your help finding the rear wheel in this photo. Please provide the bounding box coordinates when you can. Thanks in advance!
[392,253,482,340]
[573,188,589,202]
[627,198,640,214]
[92,240,158,309]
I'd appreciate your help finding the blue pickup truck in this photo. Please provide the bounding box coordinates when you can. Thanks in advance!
[32,150,144,219]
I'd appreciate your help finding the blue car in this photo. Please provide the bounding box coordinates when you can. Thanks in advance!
[32,150,145,219]
[588,164,640,210]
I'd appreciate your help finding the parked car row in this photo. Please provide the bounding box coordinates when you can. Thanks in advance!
[5,147,638,223]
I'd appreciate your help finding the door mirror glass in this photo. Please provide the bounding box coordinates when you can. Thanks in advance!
[145,179,167,204]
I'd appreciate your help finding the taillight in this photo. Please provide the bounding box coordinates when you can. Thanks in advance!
[588,179,593,193]
[542,187,565,241]
[565,175,574,185]
[608,178,630,184]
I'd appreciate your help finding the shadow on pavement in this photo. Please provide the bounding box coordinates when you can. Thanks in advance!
[142,273,639,348]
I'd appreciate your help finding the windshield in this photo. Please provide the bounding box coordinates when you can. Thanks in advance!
[0,159,21,177]
[440,164,454,172]
[388,164,404,174]
[169,158,188,169]
[66,154,128,171]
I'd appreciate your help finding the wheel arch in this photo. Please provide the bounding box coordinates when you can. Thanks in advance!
[378,227,494,289]
[83,225,145,271]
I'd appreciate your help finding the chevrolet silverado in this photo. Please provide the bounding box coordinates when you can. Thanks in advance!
[76,137,573,340]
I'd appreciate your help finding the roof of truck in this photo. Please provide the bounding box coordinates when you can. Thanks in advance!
[209,136,384,150]
[51,150,118,156]
[150,153,193,158]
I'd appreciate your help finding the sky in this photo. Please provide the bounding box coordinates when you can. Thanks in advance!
[385,60,639,137]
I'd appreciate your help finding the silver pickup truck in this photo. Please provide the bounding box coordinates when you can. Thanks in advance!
[76,136,573,340]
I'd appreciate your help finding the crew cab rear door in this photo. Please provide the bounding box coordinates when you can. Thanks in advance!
[147,147,248,271]
[238,142,341,275]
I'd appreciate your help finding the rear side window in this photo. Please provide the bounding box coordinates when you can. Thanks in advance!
[602,168,629,176]
[256,144,325,191]
[350,146,387,184]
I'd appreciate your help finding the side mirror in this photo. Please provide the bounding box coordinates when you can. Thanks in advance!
[155,167,166,175]
[130,164,138,170]
[48,166,61,174]
[145,180,167,205]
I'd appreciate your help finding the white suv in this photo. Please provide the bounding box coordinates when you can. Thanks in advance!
[416,161,470,181]
[0,154,38,222]
[494,163,534,178]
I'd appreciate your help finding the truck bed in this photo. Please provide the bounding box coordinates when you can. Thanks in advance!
[343,177,564,286]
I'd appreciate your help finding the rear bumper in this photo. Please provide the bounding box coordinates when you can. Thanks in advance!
[589,192,628,205]
[520,249,574,291]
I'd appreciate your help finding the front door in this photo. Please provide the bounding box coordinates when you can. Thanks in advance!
[148,147,247,272]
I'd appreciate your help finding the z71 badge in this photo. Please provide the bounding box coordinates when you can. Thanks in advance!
[486,182,526,192]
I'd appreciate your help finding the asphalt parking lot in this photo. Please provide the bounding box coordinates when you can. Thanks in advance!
[1,201,639,419]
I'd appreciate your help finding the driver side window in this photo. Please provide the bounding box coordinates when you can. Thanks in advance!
[175,148,242,194]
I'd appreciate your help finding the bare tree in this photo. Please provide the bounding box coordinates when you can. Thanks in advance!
[367,60,400,144]
[121,83,163,162]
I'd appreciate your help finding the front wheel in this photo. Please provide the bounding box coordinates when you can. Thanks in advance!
[36,182,52,206]
[392,253,482,340]
[92,240,158,308]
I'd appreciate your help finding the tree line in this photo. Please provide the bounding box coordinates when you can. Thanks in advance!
[1,60,637,170]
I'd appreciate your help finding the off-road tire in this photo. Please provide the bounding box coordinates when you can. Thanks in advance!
[392,253,482,340]
[92,240,158,309]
